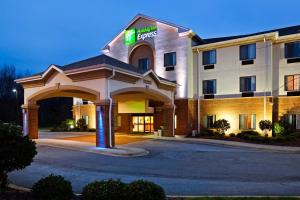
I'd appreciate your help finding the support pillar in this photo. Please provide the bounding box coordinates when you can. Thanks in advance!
[162,103,175,137]
[22,104,39,139]
[94,100,115,148]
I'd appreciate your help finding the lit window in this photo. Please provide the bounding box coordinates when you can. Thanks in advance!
[239,114,256,130]
[240,43,256,60]
[240,76,256,92]
[164,52,176,66]
[285,42,300,59]
[174,115,177,129]
[203,50,216,65]
[285,75,300,91]
[203,79,216,94]
[117,115,122,127]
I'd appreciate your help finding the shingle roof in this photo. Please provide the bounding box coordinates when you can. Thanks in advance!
[59,54,141,73]
[200,25,300,45]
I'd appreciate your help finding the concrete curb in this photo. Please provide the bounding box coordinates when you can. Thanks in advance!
[8,183,31,192]
[158,137,300,152]
[34,139,149,157]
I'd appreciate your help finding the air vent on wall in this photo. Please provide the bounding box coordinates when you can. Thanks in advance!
[241,60,254,65]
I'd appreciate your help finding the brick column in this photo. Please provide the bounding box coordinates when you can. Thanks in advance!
[162,104,175,137]
[22,104,39,139]
[94,100,115,148]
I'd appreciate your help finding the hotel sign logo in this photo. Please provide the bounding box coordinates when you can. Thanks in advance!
[124,25,157,46]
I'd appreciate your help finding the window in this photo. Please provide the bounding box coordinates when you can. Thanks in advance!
[206,115,216,129]
[164,52,176,66]
[284,114,300,129]
[285,42,300,59]
[203,50,216,65]
[240,43,256,61]
[138,58,149,72]
[285,75,300,91]
[240,76,256,92]
[203,79,216,94]
[239,114,256,130]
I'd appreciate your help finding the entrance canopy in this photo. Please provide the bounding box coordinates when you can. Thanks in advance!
[15,54,177,148]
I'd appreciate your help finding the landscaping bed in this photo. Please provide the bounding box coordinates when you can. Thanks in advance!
[193,134,300,147]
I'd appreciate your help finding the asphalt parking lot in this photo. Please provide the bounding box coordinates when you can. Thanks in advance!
[9,132,300,196]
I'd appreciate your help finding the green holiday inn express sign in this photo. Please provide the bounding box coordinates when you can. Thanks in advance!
[124,25,157,45]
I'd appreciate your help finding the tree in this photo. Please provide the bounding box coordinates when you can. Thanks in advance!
[0,121,37,189]
[77,118,87,131]
[213,119,231,135]
[0,65,26,124]
[259,120,272,137]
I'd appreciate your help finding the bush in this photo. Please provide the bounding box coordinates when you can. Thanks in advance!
[77,118,87,131]
[213,119,230,135]
[82,179,126,200]
[0,121,37,189]
[32,174,73,200]
[236,130,260,139]
[259,120,272,135]
[229,133,236,137]
[199,129,215,136]
[273,122,286,137]
[125,180,166,200]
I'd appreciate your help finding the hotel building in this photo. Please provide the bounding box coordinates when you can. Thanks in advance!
[16,14,300,147]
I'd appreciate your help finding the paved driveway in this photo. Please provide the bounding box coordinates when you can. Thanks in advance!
[9,138,300,196]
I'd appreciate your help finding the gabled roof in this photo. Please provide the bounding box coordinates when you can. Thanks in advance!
[200,24,300,45]
[60,54,140,73]
[102,13,193,50]
[15,54,176,86]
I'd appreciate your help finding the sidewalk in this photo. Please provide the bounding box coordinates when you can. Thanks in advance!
[35,139,149,157]
[159,136,300,152]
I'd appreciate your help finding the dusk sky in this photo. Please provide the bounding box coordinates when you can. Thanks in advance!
[1,0,300,74]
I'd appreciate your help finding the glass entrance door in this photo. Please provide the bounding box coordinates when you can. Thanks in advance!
[132,115,154,133]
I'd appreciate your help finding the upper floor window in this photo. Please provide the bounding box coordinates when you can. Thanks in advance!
[138,58,149,72]
[240,43,256,61]
[164,52,176,66]
[285,42,300,59]
[203,79,216,94]
[203,50,216,65]
[240,76,256,92]
[239,114,256,130]
[285,74,300,91]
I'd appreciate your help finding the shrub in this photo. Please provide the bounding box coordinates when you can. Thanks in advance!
[213,119,230,135]
[236,131,259,139]
[199,129,215,136]
[0,121,37,189]
[77,118,87,131]
[259,120,272,131]
[125,180,166,200]
[229,133,236,137]
[82,179,126,200]
[32,174,73,200]
[273,122,286,137]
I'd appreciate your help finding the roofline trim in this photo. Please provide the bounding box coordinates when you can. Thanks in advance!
[192,32,278,51]
[102,13,191,51]
[16,64,176,87]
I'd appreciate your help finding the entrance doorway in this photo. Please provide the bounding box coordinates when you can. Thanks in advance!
[132,115,154,133]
